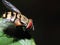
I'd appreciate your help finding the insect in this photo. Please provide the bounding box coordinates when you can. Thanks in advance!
[2,0,34,30]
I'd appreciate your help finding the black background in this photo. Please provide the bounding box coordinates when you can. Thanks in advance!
[0,0,60,45]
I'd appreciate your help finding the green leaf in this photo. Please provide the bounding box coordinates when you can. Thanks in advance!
[9,38,36,45]
[0,37,14,45]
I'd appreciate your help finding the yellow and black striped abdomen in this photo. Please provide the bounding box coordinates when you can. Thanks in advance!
[2,12,29,26]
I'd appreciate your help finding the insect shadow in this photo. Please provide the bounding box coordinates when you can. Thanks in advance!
[3,25,32,42]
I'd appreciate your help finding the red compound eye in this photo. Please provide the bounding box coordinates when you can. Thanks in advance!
[26,19,33,29]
